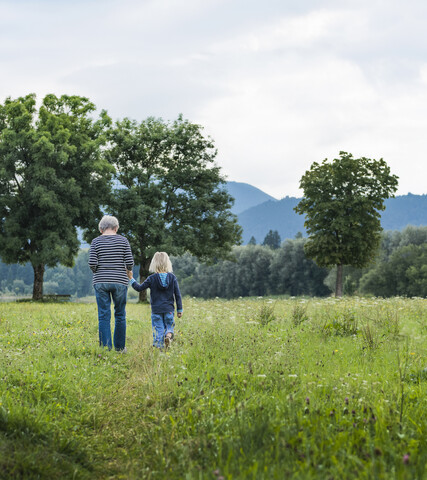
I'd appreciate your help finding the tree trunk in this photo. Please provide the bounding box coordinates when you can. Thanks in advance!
[138,258,151,303]
[335,263,344,298]
[32,263,45,301]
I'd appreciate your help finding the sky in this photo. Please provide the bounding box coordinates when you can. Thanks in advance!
[1,0,427,199]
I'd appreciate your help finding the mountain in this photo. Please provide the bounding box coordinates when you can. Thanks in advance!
[79,183,427,247]
[381,194,427,231]
[237,197,305,244]
[233,192,427,244]
[225,181,277,214]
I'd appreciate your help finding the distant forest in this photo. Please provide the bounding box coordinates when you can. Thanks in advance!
[1,226,426,299]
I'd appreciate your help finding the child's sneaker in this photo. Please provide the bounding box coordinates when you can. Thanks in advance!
[164,333,172,348]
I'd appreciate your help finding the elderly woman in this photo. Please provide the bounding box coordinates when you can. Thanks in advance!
[88,215,134,351]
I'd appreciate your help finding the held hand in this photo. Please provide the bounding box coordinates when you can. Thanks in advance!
[126,269,133,280]
[177,312,183,318]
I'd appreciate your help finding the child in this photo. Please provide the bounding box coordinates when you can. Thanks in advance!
[127,252,183,349]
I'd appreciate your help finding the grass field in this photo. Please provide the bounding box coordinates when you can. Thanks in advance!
[0,296,426,479]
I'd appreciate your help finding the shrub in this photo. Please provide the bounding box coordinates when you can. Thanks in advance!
[257,303,276,326]
[322,309,358,337]
[291,304,309,326]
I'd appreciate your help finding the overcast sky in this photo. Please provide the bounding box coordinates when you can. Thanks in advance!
[1,0,426,198]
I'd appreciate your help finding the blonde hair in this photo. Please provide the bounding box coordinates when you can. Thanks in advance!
[149,252,173,273]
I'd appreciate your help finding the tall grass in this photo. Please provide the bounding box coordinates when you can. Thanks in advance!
[0,296,426,479]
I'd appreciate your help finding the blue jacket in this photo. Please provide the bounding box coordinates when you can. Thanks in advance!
[130,273,183,314]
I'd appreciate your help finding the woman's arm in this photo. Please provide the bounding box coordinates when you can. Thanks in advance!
[88,241,98,272]
[124,238,134,271]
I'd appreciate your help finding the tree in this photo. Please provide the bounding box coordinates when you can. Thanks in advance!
[0,94,113,299]
[248,236,257,245]
[294,151,398,297]
[97,115,241,301]
[262,230,281,249]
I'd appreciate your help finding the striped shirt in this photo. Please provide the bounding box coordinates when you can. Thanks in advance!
[88,234,134,285]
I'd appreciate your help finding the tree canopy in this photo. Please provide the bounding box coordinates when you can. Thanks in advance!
[0,94,113,299]
[91,115,242,301]
[295,151,398,296]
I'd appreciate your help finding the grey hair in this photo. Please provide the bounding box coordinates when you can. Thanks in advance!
[98,215,119,232]
[149,252,173,273]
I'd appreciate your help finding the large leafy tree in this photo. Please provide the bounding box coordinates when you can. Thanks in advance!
[98,115,241,301]
[0,94,113,299]
[294,151,398,297]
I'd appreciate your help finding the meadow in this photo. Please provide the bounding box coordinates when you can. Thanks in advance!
[0,296,426,479]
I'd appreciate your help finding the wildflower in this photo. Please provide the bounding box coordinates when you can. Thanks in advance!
[345,397,349,405]
[306,397,310,405]
[403,454,410,465]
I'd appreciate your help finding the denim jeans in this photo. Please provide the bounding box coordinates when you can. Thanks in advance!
[151,312,175,348]
[94,283,128,351]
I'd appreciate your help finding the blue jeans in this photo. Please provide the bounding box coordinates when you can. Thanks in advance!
[151,312,175,348]
[94,283,128,351]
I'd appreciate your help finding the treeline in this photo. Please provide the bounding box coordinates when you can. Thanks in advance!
[1,226,426,299]
[0,251,93,298]
[341,225,427,297]
[171,240,331,298]
[172,225,427,298]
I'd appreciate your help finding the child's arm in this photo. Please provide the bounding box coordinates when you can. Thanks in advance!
[174,276,183,317]
[128,271,151,292]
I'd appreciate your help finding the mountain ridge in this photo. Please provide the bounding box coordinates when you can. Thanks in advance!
[226,181,277,214]
[226,182,427,243]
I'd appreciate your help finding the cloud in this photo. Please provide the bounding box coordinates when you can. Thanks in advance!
[1,0,427,198]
